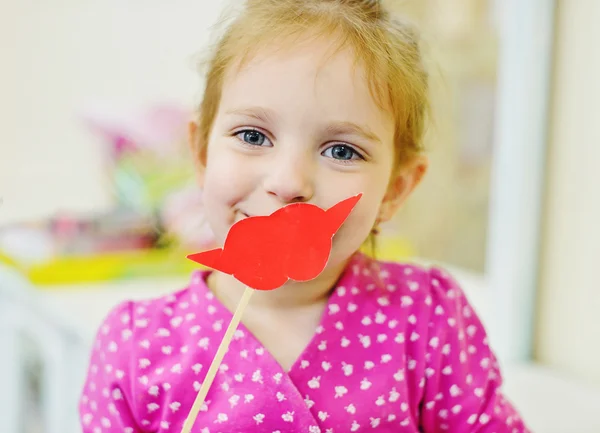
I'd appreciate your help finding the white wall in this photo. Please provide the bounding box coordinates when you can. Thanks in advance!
[0,0,225,225]
[535,0,600,385]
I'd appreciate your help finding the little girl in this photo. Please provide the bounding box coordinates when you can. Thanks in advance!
[80,0,530,431]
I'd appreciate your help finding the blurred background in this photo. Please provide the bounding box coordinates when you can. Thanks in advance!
[1,0,599,432]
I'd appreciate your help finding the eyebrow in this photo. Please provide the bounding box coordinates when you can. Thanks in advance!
[325,121,381,144]
[225,107,278,124]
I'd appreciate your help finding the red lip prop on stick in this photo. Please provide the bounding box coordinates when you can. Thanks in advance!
[180,194,362,433]
[187,193,362,291]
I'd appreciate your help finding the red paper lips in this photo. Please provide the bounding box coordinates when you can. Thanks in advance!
[187,194,362,291]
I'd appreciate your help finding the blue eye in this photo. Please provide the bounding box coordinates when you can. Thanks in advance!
[237,130,269,146]
[323,144,363,161]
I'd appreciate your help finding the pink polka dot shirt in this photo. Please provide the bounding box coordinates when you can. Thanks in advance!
[79,253,530,432]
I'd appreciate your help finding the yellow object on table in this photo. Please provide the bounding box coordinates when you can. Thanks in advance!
[5,249,200,286]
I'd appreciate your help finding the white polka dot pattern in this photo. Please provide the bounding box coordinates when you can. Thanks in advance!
[79,253,530,432]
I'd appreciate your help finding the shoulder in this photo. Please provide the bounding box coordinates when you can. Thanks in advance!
[354,255,463,300]
[94,271,209,347]
[350,255,478,324]
[373,259,491,354]
[366,257,492,355]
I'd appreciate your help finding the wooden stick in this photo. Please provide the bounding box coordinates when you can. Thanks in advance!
[180,286,254,433]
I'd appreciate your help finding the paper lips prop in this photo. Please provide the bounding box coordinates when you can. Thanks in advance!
[187,194,362,290]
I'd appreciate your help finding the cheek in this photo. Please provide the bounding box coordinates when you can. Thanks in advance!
[348,197,382,235]
[200,147,255,241]
[331,194,383,255]
[329,168,392,251]
[202,147,250,206]
[343,167,392,225]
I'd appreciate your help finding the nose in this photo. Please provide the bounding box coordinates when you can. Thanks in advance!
[263,154,315,204]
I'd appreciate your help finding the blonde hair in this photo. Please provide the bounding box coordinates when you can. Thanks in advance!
[193,0,429,170]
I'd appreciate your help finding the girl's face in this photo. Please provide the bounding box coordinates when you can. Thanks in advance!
[193,37,426,272]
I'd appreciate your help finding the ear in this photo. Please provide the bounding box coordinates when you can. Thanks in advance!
[378,155,429,223]
[188,120,207,187]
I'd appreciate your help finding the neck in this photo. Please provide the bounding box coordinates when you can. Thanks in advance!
[207,257,351,311]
